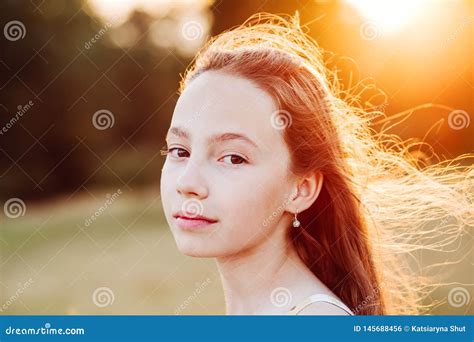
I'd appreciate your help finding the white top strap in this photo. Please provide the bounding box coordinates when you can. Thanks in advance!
[287,294,354,315]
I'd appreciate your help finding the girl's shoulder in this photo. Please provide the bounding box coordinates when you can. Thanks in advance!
[287,293,355,316]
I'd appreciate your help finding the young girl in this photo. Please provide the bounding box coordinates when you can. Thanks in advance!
[160,13,473,315]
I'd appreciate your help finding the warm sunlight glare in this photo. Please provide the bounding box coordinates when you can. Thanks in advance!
[346,0,426,33]
[87,0,208,25]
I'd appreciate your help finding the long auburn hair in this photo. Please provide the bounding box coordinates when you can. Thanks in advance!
[178,13,473,315]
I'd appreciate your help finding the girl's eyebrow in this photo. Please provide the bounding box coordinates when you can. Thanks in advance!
[167,126,189,140]
[166,126,259,149]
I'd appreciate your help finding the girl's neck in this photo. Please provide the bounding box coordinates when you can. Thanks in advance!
[215,230,326,315]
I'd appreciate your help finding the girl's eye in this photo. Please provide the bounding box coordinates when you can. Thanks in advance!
[220,154,247,165]
[161,146,247,165]
[164,147,190,159]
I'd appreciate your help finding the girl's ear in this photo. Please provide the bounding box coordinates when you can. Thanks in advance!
[288,172,324,213]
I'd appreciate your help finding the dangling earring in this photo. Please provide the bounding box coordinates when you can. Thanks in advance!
[292,211,301,228]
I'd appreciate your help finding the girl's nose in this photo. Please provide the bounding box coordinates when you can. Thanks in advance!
[176,158,208,199]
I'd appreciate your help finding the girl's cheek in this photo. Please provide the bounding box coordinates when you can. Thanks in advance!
[160,171,175,206]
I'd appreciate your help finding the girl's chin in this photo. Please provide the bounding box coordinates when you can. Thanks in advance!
[180,249,219,258]
[176,243,221,258]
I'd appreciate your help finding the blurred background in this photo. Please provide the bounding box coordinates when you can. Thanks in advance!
[0,0,472,315]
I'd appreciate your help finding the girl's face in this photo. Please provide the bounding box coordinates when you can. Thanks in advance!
[160,70,296,257]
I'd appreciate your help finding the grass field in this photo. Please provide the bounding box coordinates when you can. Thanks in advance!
[1,189,225,315]
[0,188,471,315]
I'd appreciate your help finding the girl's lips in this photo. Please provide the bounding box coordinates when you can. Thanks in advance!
[175,216,218,229]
